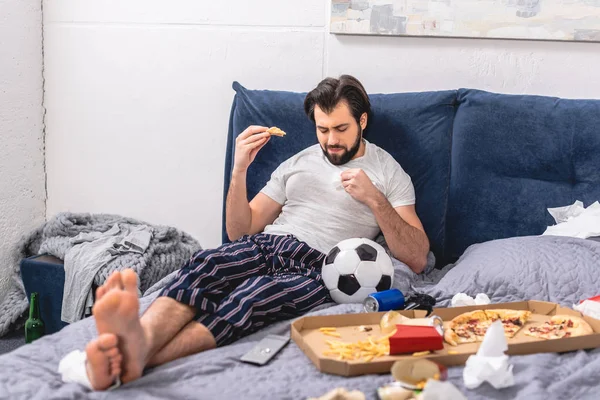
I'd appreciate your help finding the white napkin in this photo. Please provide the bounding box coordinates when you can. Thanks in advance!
[332,171,381,192]
[58,350,121,390]
[574,300,600,320]
[543,200,600,239]
[451,293,491,307]
[463,320,515,390]
[420,379,467,400]
[332,172,345,190]
[58,350,93,390]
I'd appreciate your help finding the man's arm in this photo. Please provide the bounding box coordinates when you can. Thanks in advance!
[225,125,283,241]
[369,199,429,273]
[226,178,282,241]
[341,169,429,274]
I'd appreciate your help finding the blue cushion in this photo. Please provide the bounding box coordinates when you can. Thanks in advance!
[446,89,600,260]
[223,82,456,262]
[20,255,68,335]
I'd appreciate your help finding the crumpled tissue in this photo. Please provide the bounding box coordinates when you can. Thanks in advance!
[332,171,382,192]
[420,379,467,400]
[58,350,121,390]
[58,350,93,390]
[463,320,515,390]
[543,200,600,239]
[451,293,491,307]
[332,172,345,190]
[574,300,600,320]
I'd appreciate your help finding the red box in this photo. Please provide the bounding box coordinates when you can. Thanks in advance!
[389,325,444,355]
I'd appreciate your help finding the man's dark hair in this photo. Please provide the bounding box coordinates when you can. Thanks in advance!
[304,75,371,124]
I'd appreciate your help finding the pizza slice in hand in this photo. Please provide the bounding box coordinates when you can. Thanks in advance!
[266,127,286,137]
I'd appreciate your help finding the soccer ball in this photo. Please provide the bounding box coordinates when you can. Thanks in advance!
[322,238,394,304]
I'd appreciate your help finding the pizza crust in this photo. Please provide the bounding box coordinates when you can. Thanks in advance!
[444,328,459,346]
[266,126,286,137]
[485,309,531,325]
[449,310,488,325]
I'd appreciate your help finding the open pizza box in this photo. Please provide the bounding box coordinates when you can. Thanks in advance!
[290,300,600,377]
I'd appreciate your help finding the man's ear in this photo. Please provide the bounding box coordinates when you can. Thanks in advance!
[360,112,368,130]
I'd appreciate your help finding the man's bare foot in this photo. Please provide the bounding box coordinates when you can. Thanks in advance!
[92,269,148,384]
[85,333,122,390]
[95,269,126,301]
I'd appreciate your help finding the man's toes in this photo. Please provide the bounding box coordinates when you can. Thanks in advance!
[96,333,118,350]
[111,362,122,376]
[122,269,138,295]
[96,286,106,301]
[106,271,124,291]
[85,339,99,356]
[92,290,122,317]
[85,339,105,366]
[111,356,122,368]
[112,353,123,364]
[105,347,120,358]
[110,355,122,375]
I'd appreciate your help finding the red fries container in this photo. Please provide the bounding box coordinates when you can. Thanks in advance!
[389,325,444,355]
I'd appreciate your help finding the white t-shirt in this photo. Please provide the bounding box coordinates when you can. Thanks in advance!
[261,140,415,254]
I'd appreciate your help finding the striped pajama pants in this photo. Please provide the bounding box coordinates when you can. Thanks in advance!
[160,233,331,346]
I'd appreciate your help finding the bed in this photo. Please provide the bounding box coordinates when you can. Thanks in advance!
[1,84,600,399]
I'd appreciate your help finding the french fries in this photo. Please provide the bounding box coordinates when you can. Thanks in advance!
[321,327,391,362]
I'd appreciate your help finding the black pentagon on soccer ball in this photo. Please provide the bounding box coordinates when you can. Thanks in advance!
[325,246,340,265]
[355,243,377,262]
[376,275,392,292]
[338,274,361,296]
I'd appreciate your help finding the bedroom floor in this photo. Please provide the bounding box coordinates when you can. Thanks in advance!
[0,329,25,355]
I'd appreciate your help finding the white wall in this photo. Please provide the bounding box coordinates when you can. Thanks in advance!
[44,0,600,249]
[0,0,45,301]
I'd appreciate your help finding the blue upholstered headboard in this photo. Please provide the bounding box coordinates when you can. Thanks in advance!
[223,82,600,266]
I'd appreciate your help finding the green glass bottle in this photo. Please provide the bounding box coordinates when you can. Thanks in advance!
[25,292,45,344]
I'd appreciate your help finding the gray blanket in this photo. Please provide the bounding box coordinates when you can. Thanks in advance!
[1,235,599,399]
[0,212,201,337]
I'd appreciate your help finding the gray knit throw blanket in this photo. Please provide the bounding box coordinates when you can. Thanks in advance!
[0,212,201,337]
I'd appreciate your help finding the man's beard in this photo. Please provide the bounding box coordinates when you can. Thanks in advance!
[321,126,363,166]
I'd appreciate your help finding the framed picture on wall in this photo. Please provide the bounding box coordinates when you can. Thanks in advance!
[330,0,600,42]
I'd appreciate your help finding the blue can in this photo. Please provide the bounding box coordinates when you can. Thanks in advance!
[364,289,405,312]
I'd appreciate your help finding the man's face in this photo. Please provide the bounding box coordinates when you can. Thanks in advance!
[314,102,364,166]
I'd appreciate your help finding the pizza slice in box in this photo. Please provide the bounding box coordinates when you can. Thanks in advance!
[444,309,532,346]
[524,315,593,340]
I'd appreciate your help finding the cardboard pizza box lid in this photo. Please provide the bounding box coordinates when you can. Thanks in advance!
[290,300,600,377]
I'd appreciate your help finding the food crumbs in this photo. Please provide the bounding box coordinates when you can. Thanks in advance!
[412,351,431,357]
[448,350,459,355]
